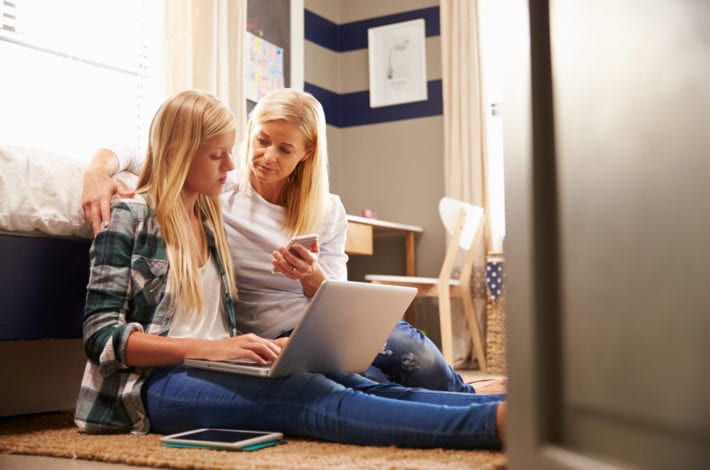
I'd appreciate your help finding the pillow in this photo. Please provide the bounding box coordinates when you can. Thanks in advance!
[0,145,138,238]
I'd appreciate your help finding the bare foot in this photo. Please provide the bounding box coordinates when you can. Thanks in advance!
[471,377,507,394]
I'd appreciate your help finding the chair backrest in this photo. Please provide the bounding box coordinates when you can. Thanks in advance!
[437,197,484,283]
[439,197,484,250]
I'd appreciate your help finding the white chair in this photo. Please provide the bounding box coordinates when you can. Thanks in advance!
[365,197,486,369]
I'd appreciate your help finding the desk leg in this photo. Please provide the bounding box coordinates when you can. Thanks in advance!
[404,232,416,327]
[405,232,416,276]
[404,305,417,328]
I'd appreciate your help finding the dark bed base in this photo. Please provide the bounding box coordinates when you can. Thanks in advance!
[0,233,90,340]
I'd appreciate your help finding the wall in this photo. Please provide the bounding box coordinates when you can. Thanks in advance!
[0,340,85,416]
[303,0,444,280]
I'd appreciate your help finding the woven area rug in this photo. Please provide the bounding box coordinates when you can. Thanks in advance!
[0,411,506,469]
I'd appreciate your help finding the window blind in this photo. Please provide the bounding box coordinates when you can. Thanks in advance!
[0,0,163,157]
[1,0,17,34]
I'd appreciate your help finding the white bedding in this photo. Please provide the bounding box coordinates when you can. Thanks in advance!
[0,145,137,238]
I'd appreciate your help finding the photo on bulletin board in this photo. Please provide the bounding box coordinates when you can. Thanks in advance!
[246,0,291,113]
[367,19,428,108]
[245,31,285,103]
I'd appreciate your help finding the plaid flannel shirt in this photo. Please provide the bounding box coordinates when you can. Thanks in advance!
[74,196,237,433]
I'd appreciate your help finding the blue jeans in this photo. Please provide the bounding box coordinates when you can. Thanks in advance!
[365,320,475,393]
[142,365,503,449]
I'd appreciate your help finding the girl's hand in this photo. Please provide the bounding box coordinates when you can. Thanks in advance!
[272,240,326,297]
[188,334,283,365]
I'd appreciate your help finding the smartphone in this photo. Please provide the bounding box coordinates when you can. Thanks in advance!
[160,428,284,450]
[271,233,319,274]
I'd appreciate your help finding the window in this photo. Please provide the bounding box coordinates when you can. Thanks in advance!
[478,0,507,253]
[0,0,163,158]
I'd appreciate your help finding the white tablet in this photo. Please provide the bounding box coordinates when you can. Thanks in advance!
[160,428,284,450]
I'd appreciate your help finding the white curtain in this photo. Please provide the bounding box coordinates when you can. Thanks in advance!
[440,0,490,368]
[440,0,488,212]
[165,0,247,133]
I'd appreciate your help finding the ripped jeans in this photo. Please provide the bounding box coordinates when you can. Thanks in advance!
[143,366,502,448]
[364,320,475,393]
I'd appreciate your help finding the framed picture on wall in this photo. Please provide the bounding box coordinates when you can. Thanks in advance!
[367,19,428,108]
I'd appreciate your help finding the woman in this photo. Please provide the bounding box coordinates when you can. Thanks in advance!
[75,89,506,448]
[82,88,501,394]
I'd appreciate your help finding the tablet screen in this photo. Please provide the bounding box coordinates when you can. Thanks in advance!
[175,429,272,443]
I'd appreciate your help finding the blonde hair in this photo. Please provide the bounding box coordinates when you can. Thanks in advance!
[136,89,237,313]
[240,88,329,237]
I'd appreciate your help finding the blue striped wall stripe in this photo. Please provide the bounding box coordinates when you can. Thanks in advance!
[305,80,443,128]
[303,8,340,51]
[305,6,440,53]
[304,6,442,127]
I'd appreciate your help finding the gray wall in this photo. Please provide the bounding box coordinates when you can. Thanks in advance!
[0,340,84,416]
[304,0,445,280]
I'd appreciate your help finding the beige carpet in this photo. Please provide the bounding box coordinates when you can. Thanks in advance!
[0,411,506,469]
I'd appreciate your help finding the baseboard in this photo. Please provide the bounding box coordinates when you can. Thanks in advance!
[0,339,85,417]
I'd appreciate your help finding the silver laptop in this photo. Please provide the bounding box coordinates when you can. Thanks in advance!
[184,280,416,377]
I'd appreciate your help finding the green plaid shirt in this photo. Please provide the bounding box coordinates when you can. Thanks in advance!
[74,196,237,433]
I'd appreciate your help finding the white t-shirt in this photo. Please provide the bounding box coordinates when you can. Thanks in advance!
[111,145,349,338]
[168,255,231,340]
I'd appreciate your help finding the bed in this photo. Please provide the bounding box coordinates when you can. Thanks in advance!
[0,231,89,340]
[0,145,136,415]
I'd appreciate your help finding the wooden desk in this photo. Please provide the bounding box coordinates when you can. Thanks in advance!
[345,215,423,276]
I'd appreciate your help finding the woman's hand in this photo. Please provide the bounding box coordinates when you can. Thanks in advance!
[81,149,134,235]
[272,240,326,297]
[187,334,283,365]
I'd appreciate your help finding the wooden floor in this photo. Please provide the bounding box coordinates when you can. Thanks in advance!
[0,454,154,470]
[458,368,506,387]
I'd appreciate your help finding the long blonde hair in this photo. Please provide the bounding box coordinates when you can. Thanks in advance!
[240,88,330,237]
[136,89,237,313]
